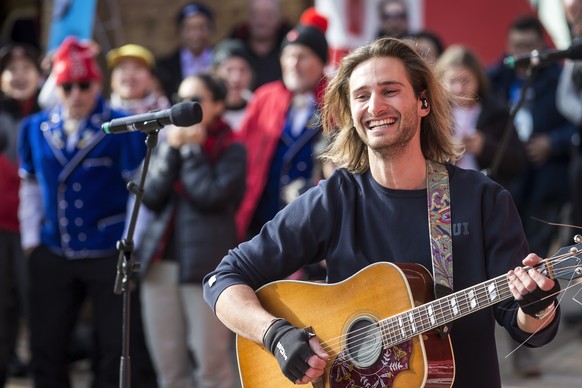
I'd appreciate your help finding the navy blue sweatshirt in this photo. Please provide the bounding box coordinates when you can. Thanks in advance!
[204,164,560,387]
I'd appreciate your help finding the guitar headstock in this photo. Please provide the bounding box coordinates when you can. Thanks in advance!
[546,234,582,280]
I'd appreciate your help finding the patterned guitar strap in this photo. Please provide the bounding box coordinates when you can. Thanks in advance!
[426,160,454,338]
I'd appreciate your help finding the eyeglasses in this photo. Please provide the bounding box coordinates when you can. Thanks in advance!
[61,81,92,93]
[177,95,205,104]
[382,12,407,21]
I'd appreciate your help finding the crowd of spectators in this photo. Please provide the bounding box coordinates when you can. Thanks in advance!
[1,0,581,386]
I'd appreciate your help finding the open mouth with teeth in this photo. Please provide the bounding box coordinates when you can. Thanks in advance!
[367,117,397,130]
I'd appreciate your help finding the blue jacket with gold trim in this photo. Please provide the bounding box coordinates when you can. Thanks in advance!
[17,96,146,259]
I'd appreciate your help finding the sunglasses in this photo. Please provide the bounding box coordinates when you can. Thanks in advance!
[382,12,407,21]
[61,81,92,93]
[176,95,205,104]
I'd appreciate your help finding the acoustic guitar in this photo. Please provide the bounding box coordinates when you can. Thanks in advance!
[236,238,582,387]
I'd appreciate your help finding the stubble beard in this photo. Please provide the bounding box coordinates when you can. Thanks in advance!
[365,114,419,159]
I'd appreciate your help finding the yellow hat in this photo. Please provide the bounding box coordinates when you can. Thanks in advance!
[106,44,155,69]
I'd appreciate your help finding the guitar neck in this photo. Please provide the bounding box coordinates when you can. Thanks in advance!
[379,239,582,347]
[381,269,526,347]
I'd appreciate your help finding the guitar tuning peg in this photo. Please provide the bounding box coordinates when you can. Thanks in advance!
[574,234,582,244]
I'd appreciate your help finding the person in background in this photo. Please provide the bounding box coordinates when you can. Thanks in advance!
[376,0,410,39]
[135,74,245,388]
[235,7,330,242]
[37,40,101,112]
[107,43,170,115]
[556,0,582,329]
[157,2,215,102]
[488,15,575,268]
[0,41,42,386]
[212,39,254,131]
[487,15,576,377]
[107,43,171,247]
[229,0,291,90]
[107,42,172,257]
[405,30,445,66]
[202,37,560,388]
[16,36,154,388]
[434,44,526,187]
[106,42,172,386]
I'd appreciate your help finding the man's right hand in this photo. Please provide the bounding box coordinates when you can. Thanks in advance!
[262,319,329,384]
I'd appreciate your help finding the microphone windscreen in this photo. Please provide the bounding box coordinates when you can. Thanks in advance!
[170,101,203,127]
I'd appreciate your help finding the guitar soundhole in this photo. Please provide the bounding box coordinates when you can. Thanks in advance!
[345,316,382,368]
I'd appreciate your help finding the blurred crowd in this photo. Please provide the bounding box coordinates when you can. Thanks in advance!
[0,0,581,387]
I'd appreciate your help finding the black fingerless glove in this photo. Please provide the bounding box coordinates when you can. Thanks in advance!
[262,319,314,382]
[517,281,561,318]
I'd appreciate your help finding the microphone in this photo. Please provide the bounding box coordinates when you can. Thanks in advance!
[102,101,203,134]
[503,38,582,68]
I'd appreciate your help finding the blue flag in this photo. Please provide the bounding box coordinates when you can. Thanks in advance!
[48,0,97,52]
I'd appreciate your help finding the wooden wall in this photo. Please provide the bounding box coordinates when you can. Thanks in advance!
[37,0,312,57]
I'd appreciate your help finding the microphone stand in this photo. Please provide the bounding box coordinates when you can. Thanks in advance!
[113,124,161,388]
[488,63,538,181]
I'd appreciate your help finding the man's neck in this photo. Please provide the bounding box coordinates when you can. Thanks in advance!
[368,147,427,190]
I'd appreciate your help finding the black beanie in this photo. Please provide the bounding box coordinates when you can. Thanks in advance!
[212,39,252,68]
[281,25,328,65]
[281,7,329,65]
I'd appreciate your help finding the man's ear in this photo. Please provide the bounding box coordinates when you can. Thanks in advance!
[418,92,430,116]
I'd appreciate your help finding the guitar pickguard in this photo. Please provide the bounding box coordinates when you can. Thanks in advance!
[330,340,413,387]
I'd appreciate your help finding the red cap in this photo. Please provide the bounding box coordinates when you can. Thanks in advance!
[299,7,328,33]
[52,36,102,85]
[282,7,329,64]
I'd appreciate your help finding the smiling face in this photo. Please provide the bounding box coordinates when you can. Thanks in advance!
[349,56,428,158]
[110,58,152,99]
[281,44,325,94]
[1,56,41,102]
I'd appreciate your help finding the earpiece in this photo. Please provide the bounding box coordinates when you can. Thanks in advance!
[421,98,428,109]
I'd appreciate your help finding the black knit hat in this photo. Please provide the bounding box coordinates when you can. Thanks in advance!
[212,39,252,68]
[281,7,328,64]
[0,42,41,73]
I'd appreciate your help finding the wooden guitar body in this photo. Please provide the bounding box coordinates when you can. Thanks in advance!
[236,262,455,387]
[236,239,582,386]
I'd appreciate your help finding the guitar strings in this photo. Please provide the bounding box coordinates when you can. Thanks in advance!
[502,269,582,359]
[317,259,577,354]
[312,256,580,373]
[318,262,577,359]
[317,263,580,374]
[322,283,574,377]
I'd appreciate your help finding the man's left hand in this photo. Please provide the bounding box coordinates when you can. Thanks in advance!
[508,253,560,319]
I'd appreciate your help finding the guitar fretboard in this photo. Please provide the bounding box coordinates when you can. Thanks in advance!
[379,264,548,348]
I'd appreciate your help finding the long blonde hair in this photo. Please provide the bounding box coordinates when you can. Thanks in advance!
[321,37,461,173]
[433,44,491,99]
